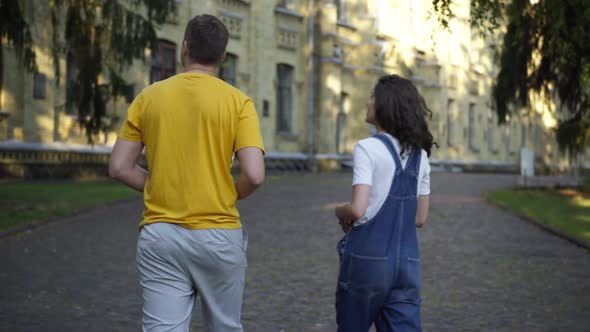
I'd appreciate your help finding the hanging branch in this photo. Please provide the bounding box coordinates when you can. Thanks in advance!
[431,0,590,157]
[51,0,177,144]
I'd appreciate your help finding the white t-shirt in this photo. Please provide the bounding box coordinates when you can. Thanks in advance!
[352,134,431,226]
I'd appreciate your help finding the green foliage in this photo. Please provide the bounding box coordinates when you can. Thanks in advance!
[431,0,504,36]
[496,0,590,157]
[432,0,590,157]
[431,0,454,30]
[1,0,177,143]
[0,0,37,72]
[0,181,140,229]
[469,0,504,36]
[556,113,590,157]
[50,0,177,144]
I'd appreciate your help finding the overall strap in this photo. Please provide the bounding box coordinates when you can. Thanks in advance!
[373,134,403,171]
[405,148,423,176]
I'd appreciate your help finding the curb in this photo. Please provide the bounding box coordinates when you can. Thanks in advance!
[0,197,141,239]
[486,198,590,252]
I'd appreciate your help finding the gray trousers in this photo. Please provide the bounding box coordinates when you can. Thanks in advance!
[136,222,248,332]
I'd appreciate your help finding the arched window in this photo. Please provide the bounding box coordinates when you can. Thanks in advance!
[468,103,478,152]
[336,92,349,154]
[276,63,294,133]
[447,99,455,147]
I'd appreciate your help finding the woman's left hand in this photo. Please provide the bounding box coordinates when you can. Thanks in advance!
[338,218,354,233]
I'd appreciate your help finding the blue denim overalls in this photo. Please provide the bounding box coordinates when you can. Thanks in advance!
[336,134,422,332]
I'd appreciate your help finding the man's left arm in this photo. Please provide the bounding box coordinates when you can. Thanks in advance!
[109,138,147,192]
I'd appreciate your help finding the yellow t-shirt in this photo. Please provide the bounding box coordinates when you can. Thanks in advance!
[118,72,264,230]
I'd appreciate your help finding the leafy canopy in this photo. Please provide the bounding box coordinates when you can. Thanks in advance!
[431,0,590,157]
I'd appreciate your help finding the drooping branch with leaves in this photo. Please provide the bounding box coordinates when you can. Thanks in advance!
[49,0,177,144]
[0,0,37,110]
[431,0,590,158]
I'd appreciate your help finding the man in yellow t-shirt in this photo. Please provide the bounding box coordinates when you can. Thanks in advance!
[109,14,264,332]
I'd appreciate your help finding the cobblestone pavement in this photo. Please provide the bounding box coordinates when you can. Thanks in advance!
[1,173,589,332]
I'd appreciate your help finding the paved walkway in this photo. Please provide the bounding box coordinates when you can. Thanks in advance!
[1,173,589,331]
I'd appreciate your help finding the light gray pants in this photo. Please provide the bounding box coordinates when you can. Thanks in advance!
[136,222,248,332]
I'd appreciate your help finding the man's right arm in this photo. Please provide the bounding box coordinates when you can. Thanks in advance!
[235,147,265,200]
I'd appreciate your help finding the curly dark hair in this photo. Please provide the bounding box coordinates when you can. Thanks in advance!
[373,74,437,156]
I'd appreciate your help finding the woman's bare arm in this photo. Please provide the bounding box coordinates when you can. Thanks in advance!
[416,195,430,228]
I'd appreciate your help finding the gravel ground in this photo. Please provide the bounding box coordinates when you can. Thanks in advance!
[1,172,588,331]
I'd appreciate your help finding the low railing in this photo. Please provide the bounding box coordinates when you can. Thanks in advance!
[0,142,315,178]
[430,159,519,173]
[2,142,549,179]
[0,141,116,179]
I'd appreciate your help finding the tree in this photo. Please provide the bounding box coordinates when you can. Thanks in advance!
[49,0,177,144]
[1,0,177,143]
[432,0,590,157]
[0,0,37,110]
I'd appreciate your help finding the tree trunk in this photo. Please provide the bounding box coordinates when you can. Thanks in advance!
[0,37,4,110]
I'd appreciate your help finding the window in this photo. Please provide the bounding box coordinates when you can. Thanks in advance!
[65,52,78,114]
[447,99,455,147]
[263,99,270,118]
[219,53,238,86]
[506,119,514,154]
[336,92,349,154]
[33,73,46,99]
[521,122,527,148]
[276,63,294,133]
[488,109,498,153]
[430,111,440,140]
[336,0,346,21]
[468,103,478,152]
[276,0,295,10]
[0,49,3,109]
[125,85,135,104]
[332,44,343,61]
[150,40,177,84]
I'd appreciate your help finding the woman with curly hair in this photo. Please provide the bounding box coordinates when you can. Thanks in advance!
[334,74,436,332]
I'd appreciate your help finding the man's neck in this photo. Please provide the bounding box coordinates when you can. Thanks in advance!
[184,63,217,76]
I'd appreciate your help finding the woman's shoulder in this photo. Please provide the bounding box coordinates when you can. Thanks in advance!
[418,149,431,172]
[419,149,429,159]
[412,148,429,162]
[356,136,383,149]
[354,137,393,164]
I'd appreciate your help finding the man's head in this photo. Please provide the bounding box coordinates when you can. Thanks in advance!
[182,14,229,67]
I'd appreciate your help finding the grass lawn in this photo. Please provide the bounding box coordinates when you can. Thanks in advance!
[488,188,590,246]
[0,181,141,230]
